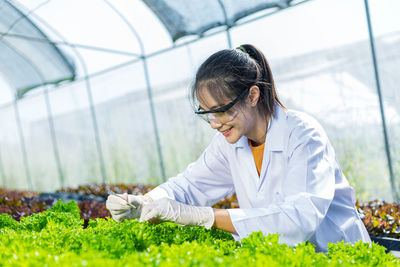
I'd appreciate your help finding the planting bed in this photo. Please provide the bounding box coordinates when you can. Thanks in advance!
[0,188,109,221]
[356,200,400,252]
[2,185,400,259]
[0,200,398,266]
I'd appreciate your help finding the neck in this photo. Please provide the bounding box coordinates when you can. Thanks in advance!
[247,113,269,147]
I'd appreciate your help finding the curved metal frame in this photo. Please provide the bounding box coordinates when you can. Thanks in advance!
[0,0,397,199]
[72,48,108,184]
[1,38,65,190]
[1,0,108,187]
[104,0,167,182]
[2,0,76,89]
[28,9,108,185]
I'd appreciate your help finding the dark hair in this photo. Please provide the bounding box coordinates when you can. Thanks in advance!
[191,44,284,118]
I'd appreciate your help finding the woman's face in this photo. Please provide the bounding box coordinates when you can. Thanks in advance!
[197,88,257,144]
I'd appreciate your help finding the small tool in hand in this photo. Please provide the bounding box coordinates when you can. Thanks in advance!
[107,190,137,209]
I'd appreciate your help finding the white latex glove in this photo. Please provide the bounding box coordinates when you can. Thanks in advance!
[106,193,152,222]
[140,198,215,229]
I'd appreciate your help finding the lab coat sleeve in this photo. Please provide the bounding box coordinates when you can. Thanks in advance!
[228,123,335,246]
[146,134,234,207]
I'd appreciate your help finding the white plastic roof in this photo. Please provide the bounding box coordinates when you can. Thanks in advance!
[0,0,301,100]
[0,0,75,99]
[143,0,293,41]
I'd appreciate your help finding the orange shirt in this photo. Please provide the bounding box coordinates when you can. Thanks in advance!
[249,140,265,176]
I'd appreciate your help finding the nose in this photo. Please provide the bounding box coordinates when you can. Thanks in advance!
[210,120,222,129]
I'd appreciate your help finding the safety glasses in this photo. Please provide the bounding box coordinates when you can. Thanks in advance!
[195,88,249,124]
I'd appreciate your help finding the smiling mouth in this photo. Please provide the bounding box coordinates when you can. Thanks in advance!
[220,127,233,136]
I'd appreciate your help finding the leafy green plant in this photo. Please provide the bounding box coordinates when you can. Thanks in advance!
[0,213,19,229]
[0,200,398,266]
[19,200,82,231]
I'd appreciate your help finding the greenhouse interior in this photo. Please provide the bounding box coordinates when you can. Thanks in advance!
[1,0,400,265]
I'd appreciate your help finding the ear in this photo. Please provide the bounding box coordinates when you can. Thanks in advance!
[248,85,260,107]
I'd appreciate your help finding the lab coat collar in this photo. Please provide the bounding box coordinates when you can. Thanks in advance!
[235,103,287,151]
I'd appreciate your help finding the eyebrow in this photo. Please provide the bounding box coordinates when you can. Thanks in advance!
[198,103,226,111]
[209,105,221,109]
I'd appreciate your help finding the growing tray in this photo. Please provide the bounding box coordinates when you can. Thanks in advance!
[38,192,105,203]
[371,236,400,252]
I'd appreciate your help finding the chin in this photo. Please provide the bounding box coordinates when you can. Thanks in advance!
[224,132,241,144]
[225,138,237,144]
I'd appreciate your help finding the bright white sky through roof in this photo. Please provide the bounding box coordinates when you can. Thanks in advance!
[0,0,399,106]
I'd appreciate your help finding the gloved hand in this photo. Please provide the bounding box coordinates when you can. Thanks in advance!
[140,198,215,229]
[106,193,152,222]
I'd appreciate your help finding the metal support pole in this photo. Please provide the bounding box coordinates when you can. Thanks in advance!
[0,145,6,187]
[43,87,65,187]
[86,78,108,184]
[74,50,108,184]
[217,0,233,48]
[13,98,33,190]
[11,47,65,189]
[20,11,107,185]
[2,2,67,189]
[142,57,167,182]
[364,0,398,202]
[21,67,66,189]
[226,28,232,49]
[2,2,71,189]
[105,0,166,182]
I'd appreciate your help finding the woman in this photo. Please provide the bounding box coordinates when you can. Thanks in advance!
[106,44,371,252]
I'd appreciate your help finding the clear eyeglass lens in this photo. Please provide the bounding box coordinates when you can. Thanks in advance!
[207,113,216,121]
[208,111,236,123]
[198,114,209,122]
[197,109,237,124]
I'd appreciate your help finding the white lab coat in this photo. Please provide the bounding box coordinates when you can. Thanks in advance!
[147,104,371,252]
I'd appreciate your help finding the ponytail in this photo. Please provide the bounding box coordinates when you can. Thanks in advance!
[238,44,285,117]
[191,44,284,118]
